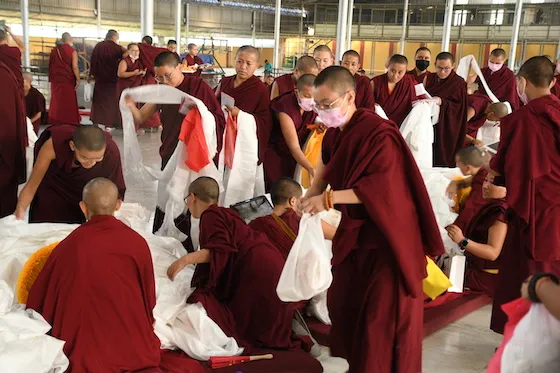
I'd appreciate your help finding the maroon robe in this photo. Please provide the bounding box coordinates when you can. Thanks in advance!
[321,109,445,373]
[373,73,416,127]
[274,73,296,96]
[138,43,167,81]
[218,75,272,163]
[407,68,430,84]
[466,93,492,140]
[249,209,301,259]
[26,216,161,373]
[152,74,225,239]
[265,91,316,187]
[116,56,161,129]
[29,125,125,224]
[476,66,520,110]
[464,199,507,298]
[48,44,81,126]
[453,167,489,231]
[354,74,375,110]
[25,86,47,133]
[0,61,27,218]
[551,77,560,99]
[0,44,23,90]
[489,94,560,333]
[90,40,125,127]
[425,71,468,167]
[188,205,317,362]
[183,54,204,77]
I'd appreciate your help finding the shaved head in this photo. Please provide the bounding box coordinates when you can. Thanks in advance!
[23,72,33,82]
[518,56,555,88]
[436,52,455,64]
[154,51,181,68]
[543,55,554,63]
[189,177,219,203]
[142,35,153,45]
[487,102,511,119]
[82,178,120,216]
[416,47,431,55]
[168,39,177,46]
[491,48,507,59]
[389,54,408,66]
[62,32,72,42]
[297,74,316,91]
[342,50,361,62]
[296,56,319,74]
[72,126,107,151]
[237,45,260,60]
[456,146,484,167]
[315,66,356,95]
[271,178,302,206]
[188,43,197,50]
[0,29,7,42]
[106,29,118,40]
[313,45,332,55]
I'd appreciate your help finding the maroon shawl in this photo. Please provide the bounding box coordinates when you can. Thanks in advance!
[249,209,301,260]
[476,66,520,110]
[466,93,492,139]
[407,69,430,84]
[183,54,204,77]
[275,73,296,96]
[373,73,416,127]
[354,74,375,110]
[425,70,468,167]
[454,167,489,231]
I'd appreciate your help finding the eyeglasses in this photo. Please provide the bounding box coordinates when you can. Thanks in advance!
[313,92,348,112]
[184,193,193,204]
[435,66,453,72]
[155,71,175,83]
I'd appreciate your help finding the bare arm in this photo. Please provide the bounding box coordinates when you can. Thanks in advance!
[71,51,80,88]
[5,27,24,52]
[321,220,337,240]
[467,106,476,122]
[125,96,158,125]
[536,280,560,320]
[270,81,280,100]
[117,60,140,79]
[278,112,314,174]
[14,139,56,219]
[464,221,507,261]
[167,249,210,280]
[305,158,328,198]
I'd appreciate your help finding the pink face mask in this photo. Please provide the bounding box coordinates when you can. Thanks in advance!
[317,106,348,128]
[298,97,315,112]
[516,79,529,105]
[556,63,560,74]
[488,62,503,72]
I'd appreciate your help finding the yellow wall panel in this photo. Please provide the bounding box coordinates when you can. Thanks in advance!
[362,41,373,76]
[350,41,361,53]
[461,44,482,62]
[543,44,557,60]
[524,44,542,60]
[404,42,421,64]
[373,42,391,76]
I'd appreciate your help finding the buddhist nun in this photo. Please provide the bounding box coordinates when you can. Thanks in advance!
[270,56,318,100]
[340,50,375,110]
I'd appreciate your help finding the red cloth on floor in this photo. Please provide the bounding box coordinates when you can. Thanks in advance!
[0,61,27,218]
[265,91,316,187]
[48,44,81,126]
[425,71,468,167]
[29,125,125,224]
[489,94,560,333]
[90,40,125,126]
[476,65,521,110]
[218,75,272,164]
[25,86,47,133]
[26,216,161,373]
[188,205,301,352]
[354,74,375,110]
[274,73,295,97]
[373,73,416,127]
[178,108,210,172]
[321,108,445,373]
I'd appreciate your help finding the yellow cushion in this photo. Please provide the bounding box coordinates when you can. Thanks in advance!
[16,242,59,304]
[423,256,453,300]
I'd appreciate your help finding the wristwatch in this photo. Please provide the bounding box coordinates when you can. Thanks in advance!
[459,238,469,249]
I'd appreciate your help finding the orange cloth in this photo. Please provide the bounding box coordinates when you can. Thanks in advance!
[224,112,238,169]
[452,176,472,213]
[178,108,210,172]
[17,242,59,304]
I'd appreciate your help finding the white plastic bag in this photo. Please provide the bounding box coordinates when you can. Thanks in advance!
[501,303,560,373]
[84,81,93,102]
[277,214,333,302]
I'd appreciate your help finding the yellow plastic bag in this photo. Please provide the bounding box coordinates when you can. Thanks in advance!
[423,256,453,300]
[301,129,326,189]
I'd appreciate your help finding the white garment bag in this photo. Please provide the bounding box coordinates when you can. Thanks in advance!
[277,214,333,302]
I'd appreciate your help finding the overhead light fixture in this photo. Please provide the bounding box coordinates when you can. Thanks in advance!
[307,27,315,36]
[187,0,306,16]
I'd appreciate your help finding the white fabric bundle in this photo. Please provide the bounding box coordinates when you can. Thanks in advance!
[501,303,560,373]
[277,214,333,302]
[26,117,38,180]
[83,82,93,103]
[456,55,500,103]
[119,85,223,242]
[400,99,439,169]
[218,111,265,207]
[0,281,69,373]
[374,104,389,120]
[0,211,243,361]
